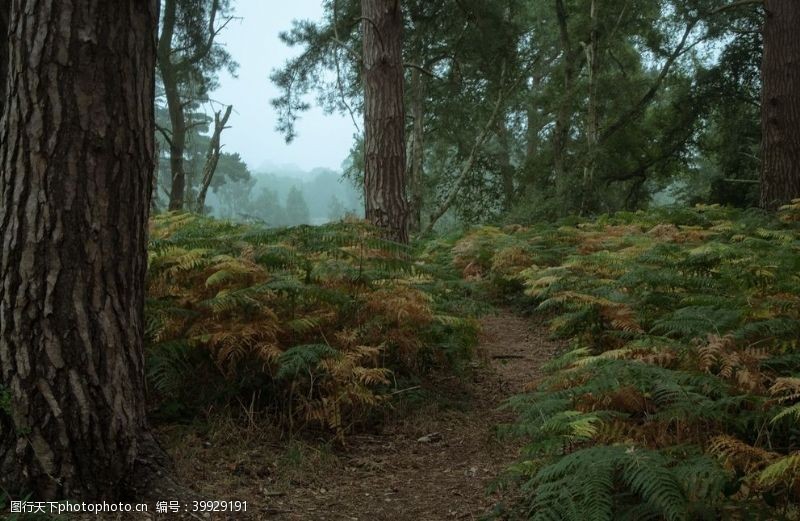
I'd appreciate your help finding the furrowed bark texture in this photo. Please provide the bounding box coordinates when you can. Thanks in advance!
[760,0,800,210]
[0,0,158,500]
[0,0,9,115]
[362,0,409,244]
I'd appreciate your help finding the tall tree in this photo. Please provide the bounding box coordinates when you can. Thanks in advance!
[285,185,311,226]
[0,0,159,499]
[759,0,800,210]
[157,0,235,211]
[361,0,409,243]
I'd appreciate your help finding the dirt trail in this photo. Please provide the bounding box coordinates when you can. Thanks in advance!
[268,312,562,521]
[160,312,562,521]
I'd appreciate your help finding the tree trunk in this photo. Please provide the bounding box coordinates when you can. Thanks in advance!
[580,0,600,215]
[408,67,425,233]
[0,0,158,500]
[553,0,580,200]
[158,0,187,212]
[496,120,516,210]
[0,0,9,116]
[423,81,506,235]
[361,0,409,244]
[196,105,233,213]
[760,0,800,210]
[152,140,161,213]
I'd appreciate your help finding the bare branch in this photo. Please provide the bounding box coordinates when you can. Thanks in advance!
[403,63,441,80]
[599,19,699,143]
[196,105,233,212]
[423,64,510,235]
[333,0,361,133]
[711,0,763,15]
[155,123,174,148]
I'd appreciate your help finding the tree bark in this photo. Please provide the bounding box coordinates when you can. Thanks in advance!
[760,0,800,210]
[362,0,409,244]
[0,0,158,500]
[196,105,233,213]
[0,0,9,116]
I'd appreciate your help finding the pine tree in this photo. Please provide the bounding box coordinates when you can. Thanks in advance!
[0,0,159,499]
[760,0,800,210]
[285,186,311,226]
[362,0,410,243]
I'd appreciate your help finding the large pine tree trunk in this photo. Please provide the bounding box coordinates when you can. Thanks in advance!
[0,0,158,500]
[362,0,409,244]
[760,0,800,210]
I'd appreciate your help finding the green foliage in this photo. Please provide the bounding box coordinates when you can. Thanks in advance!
[145,213,478,436]
[456,205,800,518]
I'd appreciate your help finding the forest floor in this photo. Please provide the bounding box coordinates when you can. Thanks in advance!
[152,311,563,521]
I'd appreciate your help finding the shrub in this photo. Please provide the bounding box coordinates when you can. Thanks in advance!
[458,205,800,518]
[145,213,478,437]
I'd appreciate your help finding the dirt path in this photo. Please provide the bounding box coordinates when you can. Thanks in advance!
[270,312,562,520]
[161,311,562,520]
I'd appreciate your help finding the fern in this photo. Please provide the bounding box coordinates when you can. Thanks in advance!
[145,213,478,434]
[456,206,800,517]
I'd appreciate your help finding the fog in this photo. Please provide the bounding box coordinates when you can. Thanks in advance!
[209,0,358,174]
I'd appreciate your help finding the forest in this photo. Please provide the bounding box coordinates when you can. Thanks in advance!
[0,0,798,520]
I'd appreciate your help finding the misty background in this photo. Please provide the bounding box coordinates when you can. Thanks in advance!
[158,0,362,226]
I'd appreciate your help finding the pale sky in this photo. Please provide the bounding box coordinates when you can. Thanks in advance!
[209,0,358,172]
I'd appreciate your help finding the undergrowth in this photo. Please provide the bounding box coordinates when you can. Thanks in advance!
[449,201,800,519]
[145,213,479,438]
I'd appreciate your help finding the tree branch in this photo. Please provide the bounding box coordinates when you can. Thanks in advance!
[711,0,763,15]
[403,63,441,79]
[599,19,699,144]
[155,123,174,148]
[423,65,509,235]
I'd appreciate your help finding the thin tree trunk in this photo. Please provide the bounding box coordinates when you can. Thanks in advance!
[408,67,425,233]
[760,0,800,210]
[361,0,409,244]
[580,0,600,215]
[158,0,187,211]
[0,0,158,500]
[496,120,516,210]
[196,105,233,213]
[152,140,161,213]
[553,0,579,197]
[522,75,547,188]
[424,83,506,235]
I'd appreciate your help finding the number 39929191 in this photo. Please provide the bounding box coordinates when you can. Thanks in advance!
[191,500,247,512]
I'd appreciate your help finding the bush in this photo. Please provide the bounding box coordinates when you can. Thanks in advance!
[453,204,800,519]
[145,213,478,437]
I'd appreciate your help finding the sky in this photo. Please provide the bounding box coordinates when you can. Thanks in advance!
[209,0,358,173]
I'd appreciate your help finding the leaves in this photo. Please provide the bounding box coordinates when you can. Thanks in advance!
[145,213,477,434]
[461,206,800,517]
